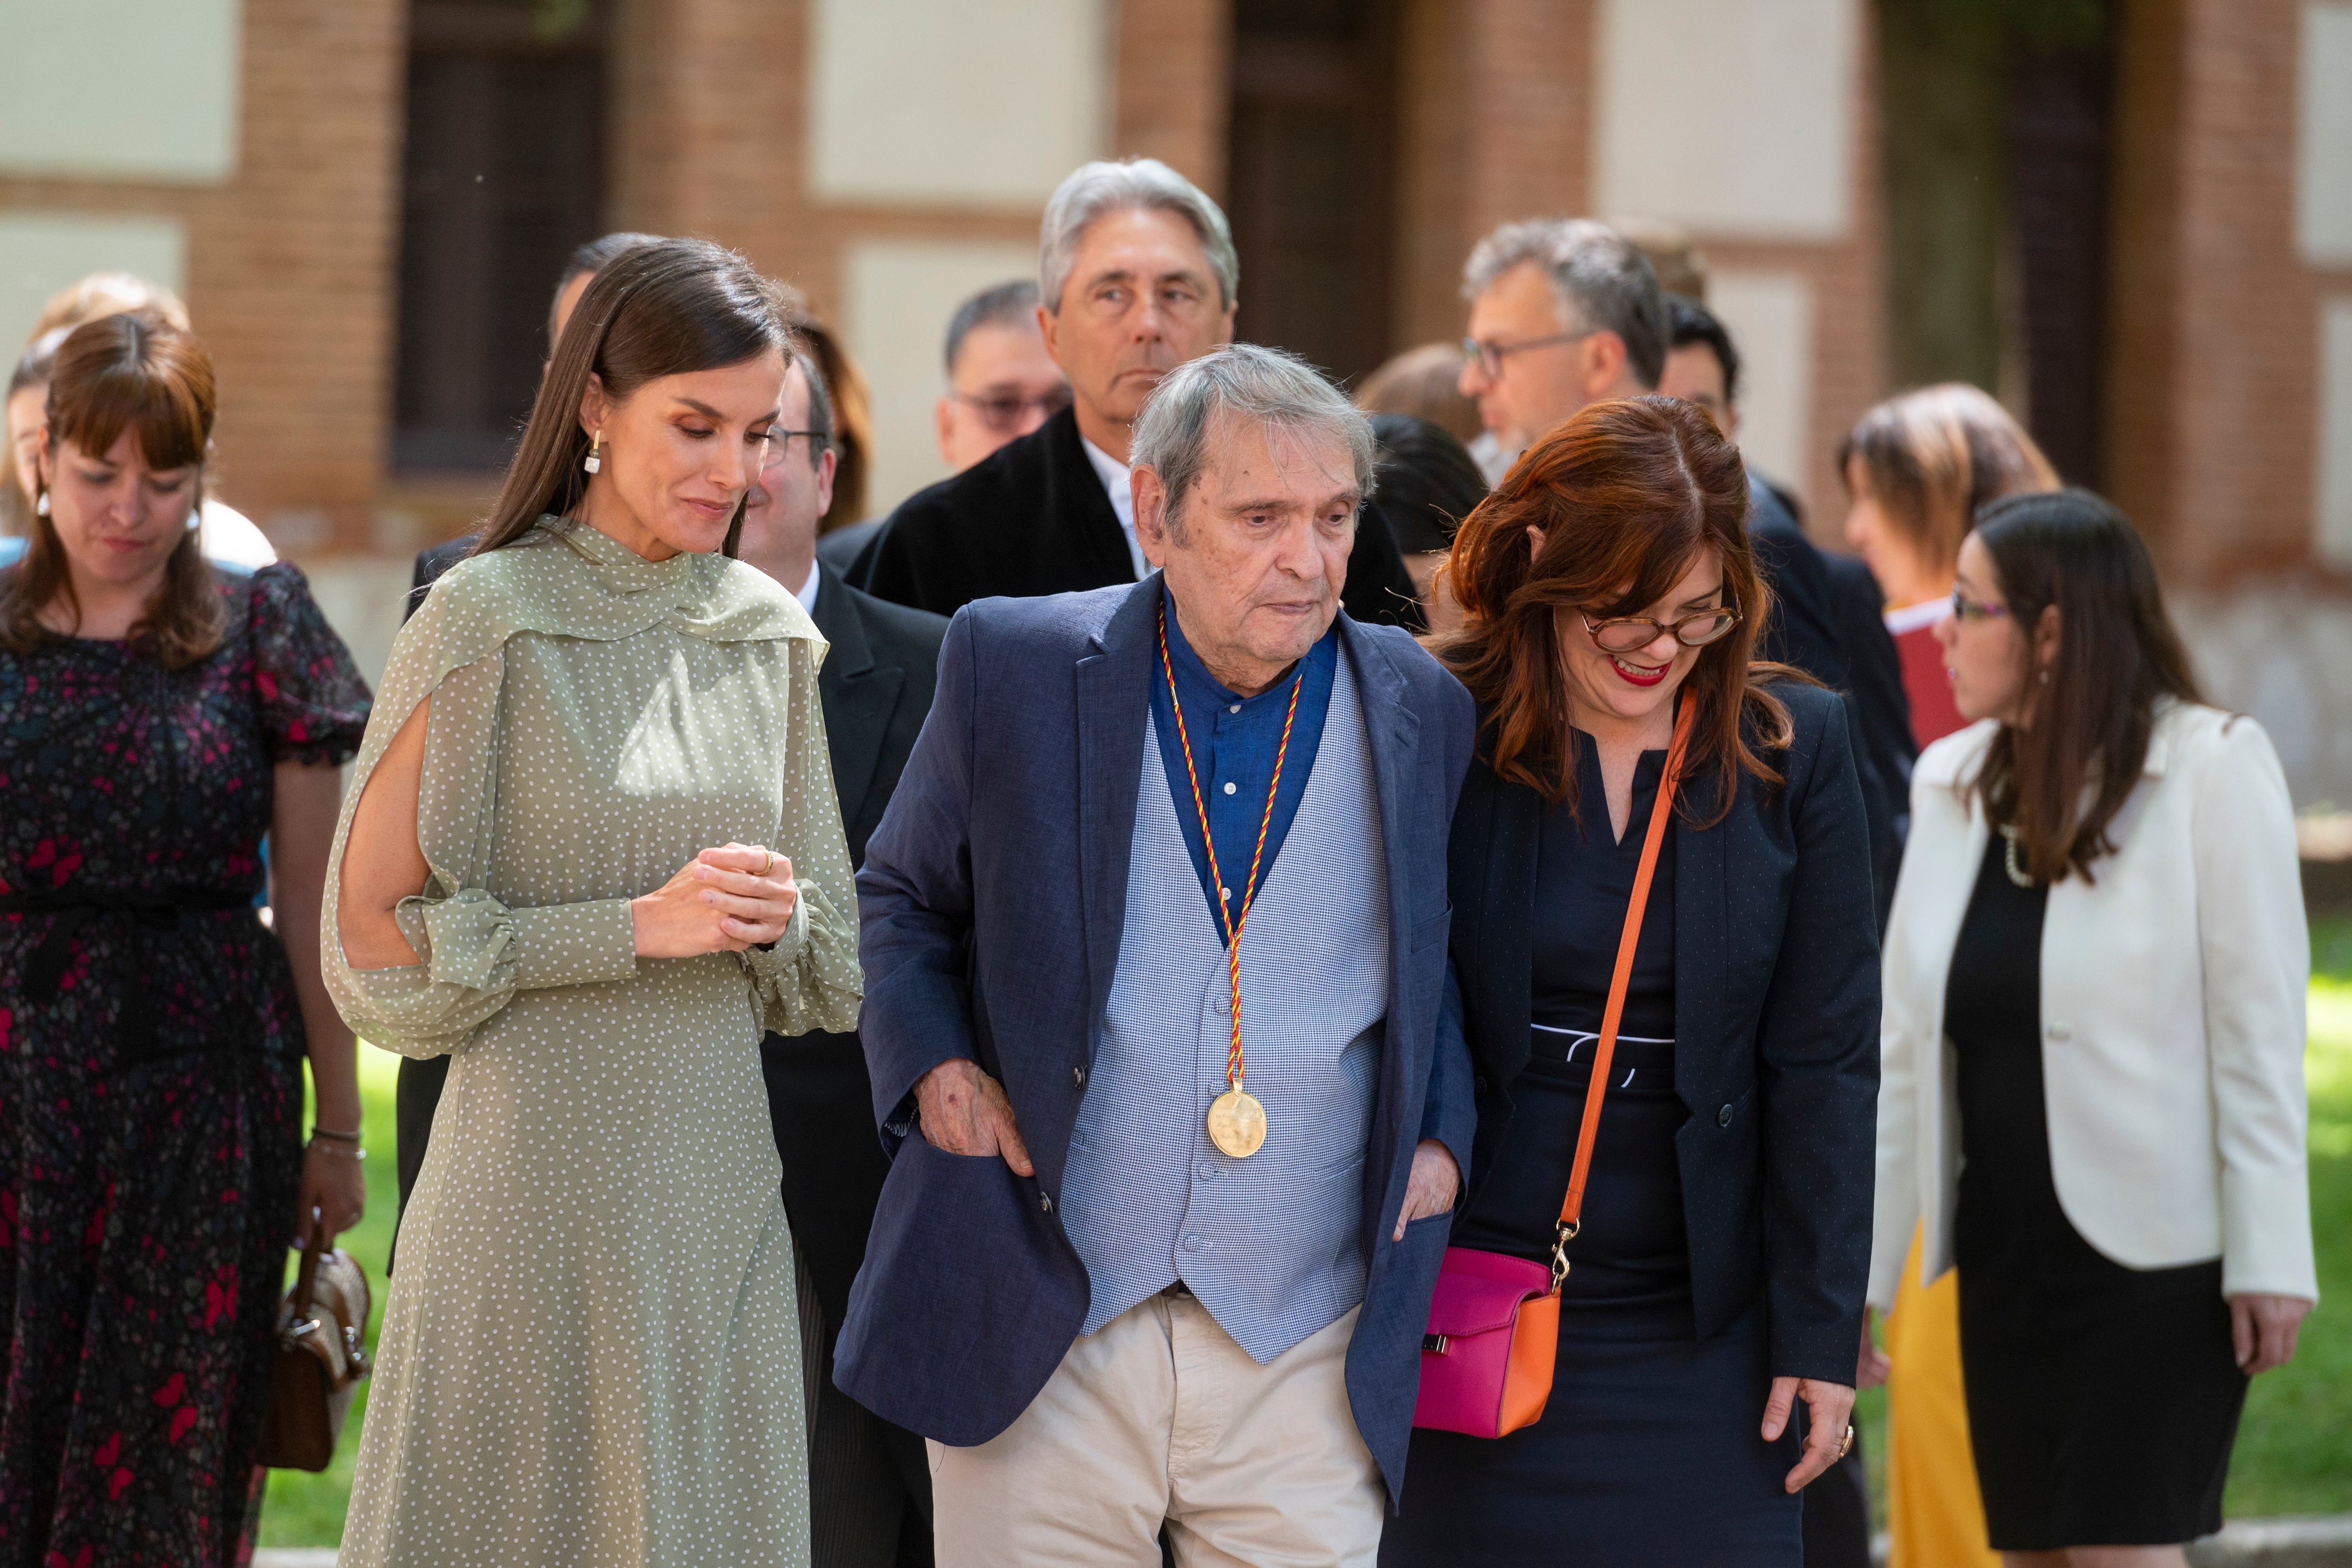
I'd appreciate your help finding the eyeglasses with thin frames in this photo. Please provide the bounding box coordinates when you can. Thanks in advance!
[1460,328,1598,382]
[1951,588,2010,624]
[1581,603,1742,655]
[757,428,831,467]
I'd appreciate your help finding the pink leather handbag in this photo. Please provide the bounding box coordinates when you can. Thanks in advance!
[1412,699,1692,1439]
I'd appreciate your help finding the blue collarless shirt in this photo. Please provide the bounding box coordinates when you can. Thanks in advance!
[1148,582,1338,935]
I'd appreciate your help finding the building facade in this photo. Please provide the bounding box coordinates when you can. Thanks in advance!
[3,0,2348,803]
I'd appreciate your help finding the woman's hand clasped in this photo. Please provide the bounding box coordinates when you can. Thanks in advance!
[631,843,798,958]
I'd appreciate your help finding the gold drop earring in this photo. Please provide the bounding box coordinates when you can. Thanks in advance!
[584,431,603,475]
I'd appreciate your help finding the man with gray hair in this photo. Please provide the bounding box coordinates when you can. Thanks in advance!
[1456,216,1670,483]
[839,342,1474,1563]
[850,158,1422,630]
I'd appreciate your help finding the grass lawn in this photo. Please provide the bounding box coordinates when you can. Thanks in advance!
[2223,916,2352,1513]
[257,926,2352,1546]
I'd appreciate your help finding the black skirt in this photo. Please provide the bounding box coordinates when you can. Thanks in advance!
[1946,831,2249,1549]
[1383,1034,1800,1567]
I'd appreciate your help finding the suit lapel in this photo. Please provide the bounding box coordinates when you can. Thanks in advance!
[1339,618,1418,998]
[1044,409,1143,587]
[812,566,897,829]
[1672,767,1731,1116]
[1075,579,1161,1030]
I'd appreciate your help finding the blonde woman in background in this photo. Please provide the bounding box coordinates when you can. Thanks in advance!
[3,273,275,570]
[1841,385,2057,749]
[1839,384,2057,1568]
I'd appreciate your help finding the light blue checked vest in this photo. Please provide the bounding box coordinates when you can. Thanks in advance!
[1060,649,1390,1364]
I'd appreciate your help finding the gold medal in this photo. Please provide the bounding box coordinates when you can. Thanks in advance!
[1160,600,1305,1162]
[1206,1085,1268,1158]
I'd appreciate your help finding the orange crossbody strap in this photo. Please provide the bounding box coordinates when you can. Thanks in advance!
[1555,696,1697,1246]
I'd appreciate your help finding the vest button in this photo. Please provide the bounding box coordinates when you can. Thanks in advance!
[1040,1194,1054,1213]
[2047,1022,2072,1042]
[1073,1065,1086,1089]
[1716,1103,1734,1128]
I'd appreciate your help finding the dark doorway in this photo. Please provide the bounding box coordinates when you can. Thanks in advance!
[2006,33,2114,489]
[1224,0,1400,388]
[393,0,607,473]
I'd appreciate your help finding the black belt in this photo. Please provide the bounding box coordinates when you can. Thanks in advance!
[2,888,259,1057]
[1530,1026,1678,1093]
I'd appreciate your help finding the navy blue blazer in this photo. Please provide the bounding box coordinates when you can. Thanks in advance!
[838,574,1477,1505]
[1450,681,1881,1384]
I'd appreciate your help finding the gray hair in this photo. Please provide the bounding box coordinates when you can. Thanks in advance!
[1039,158,1239,314]
[787,349,833,473]
[1461,218,1669,389]
[942,279,1040,374]
[1130,344,1375,540]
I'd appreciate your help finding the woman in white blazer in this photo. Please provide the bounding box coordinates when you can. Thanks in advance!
[1869,490,2315,1566]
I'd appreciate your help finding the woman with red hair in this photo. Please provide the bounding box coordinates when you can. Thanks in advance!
[1383,397,1879,1563]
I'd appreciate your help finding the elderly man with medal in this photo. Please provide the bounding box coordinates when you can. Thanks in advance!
[839,343,1477,1565]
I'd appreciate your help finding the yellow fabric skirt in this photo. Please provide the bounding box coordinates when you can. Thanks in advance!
[1884,1224,2002,1568]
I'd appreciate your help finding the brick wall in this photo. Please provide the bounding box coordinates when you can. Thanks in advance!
[2108,0,2343,584]
[0,0,406,556]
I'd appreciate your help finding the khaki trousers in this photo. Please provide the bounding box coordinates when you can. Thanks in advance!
[928,1293,1383,1568]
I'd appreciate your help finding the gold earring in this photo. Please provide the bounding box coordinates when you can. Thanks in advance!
[584,431,602,475]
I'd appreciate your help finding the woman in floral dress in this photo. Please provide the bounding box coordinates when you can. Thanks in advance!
[0,313,371,1564]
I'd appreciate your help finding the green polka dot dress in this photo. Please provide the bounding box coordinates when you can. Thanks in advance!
[322,518,861,1567]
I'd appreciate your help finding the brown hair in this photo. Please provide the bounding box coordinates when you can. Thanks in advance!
[0,313,222,667]
[1968,490,2203,883]
[1438,395,1796,824]
[1838,384,2058,578]
[1355,342,1483,445]
[473,238,799,559]
[777,301,873,533]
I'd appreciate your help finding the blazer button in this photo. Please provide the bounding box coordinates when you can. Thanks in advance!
[1073,1065,1087,1089]
[1040,1193,1054,1214]
[1716,1103,1735,1129]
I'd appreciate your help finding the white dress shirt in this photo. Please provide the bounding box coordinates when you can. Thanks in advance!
[786,559,820,617]
[1080,435,1148,581]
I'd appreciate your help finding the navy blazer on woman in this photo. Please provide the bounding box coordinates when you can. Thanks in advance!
[1449,681,1880,1383]
[838,575,1476,1504]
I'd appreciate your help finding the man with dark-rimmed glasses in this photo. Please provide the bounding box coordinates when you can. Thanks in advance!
[1455,218,1669,486]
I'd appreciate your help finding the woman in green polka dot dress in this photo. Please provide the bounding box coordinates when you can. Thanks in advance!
[323,240,861,1568]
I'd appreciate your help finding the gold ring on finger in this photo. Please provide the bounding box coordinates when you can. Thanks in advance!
[762,848,776,876]
[1839,1425,1854,1458]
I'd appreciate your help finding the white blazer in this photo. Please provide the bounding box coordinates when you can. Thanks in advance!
[1869,701,2317,1308]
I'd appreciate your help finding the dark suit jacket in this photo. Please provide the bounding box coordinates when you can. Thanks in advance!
[763,564,947,1335]
[393,545,950,1342]
[1746,483,1913,934]
[1449,681,1880,1384]
[837,577,1474,1505]
[848,404,1427,631]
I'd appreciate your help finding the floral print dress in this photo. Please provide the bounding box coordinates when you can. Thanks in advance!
[0,562,371,1568]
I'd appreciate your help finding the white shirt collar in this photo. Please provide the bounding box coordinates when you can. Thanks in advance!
[787,559,820,616]
[1883,596,1953,636]
[1079,434,1148,581]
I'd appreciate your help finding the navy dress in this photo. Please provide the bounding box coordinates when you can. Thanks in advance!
[1382,736,1801,1567]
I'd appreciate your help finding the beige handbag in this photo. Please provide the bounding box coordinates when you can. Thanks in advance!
[257,1234,373,1471]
